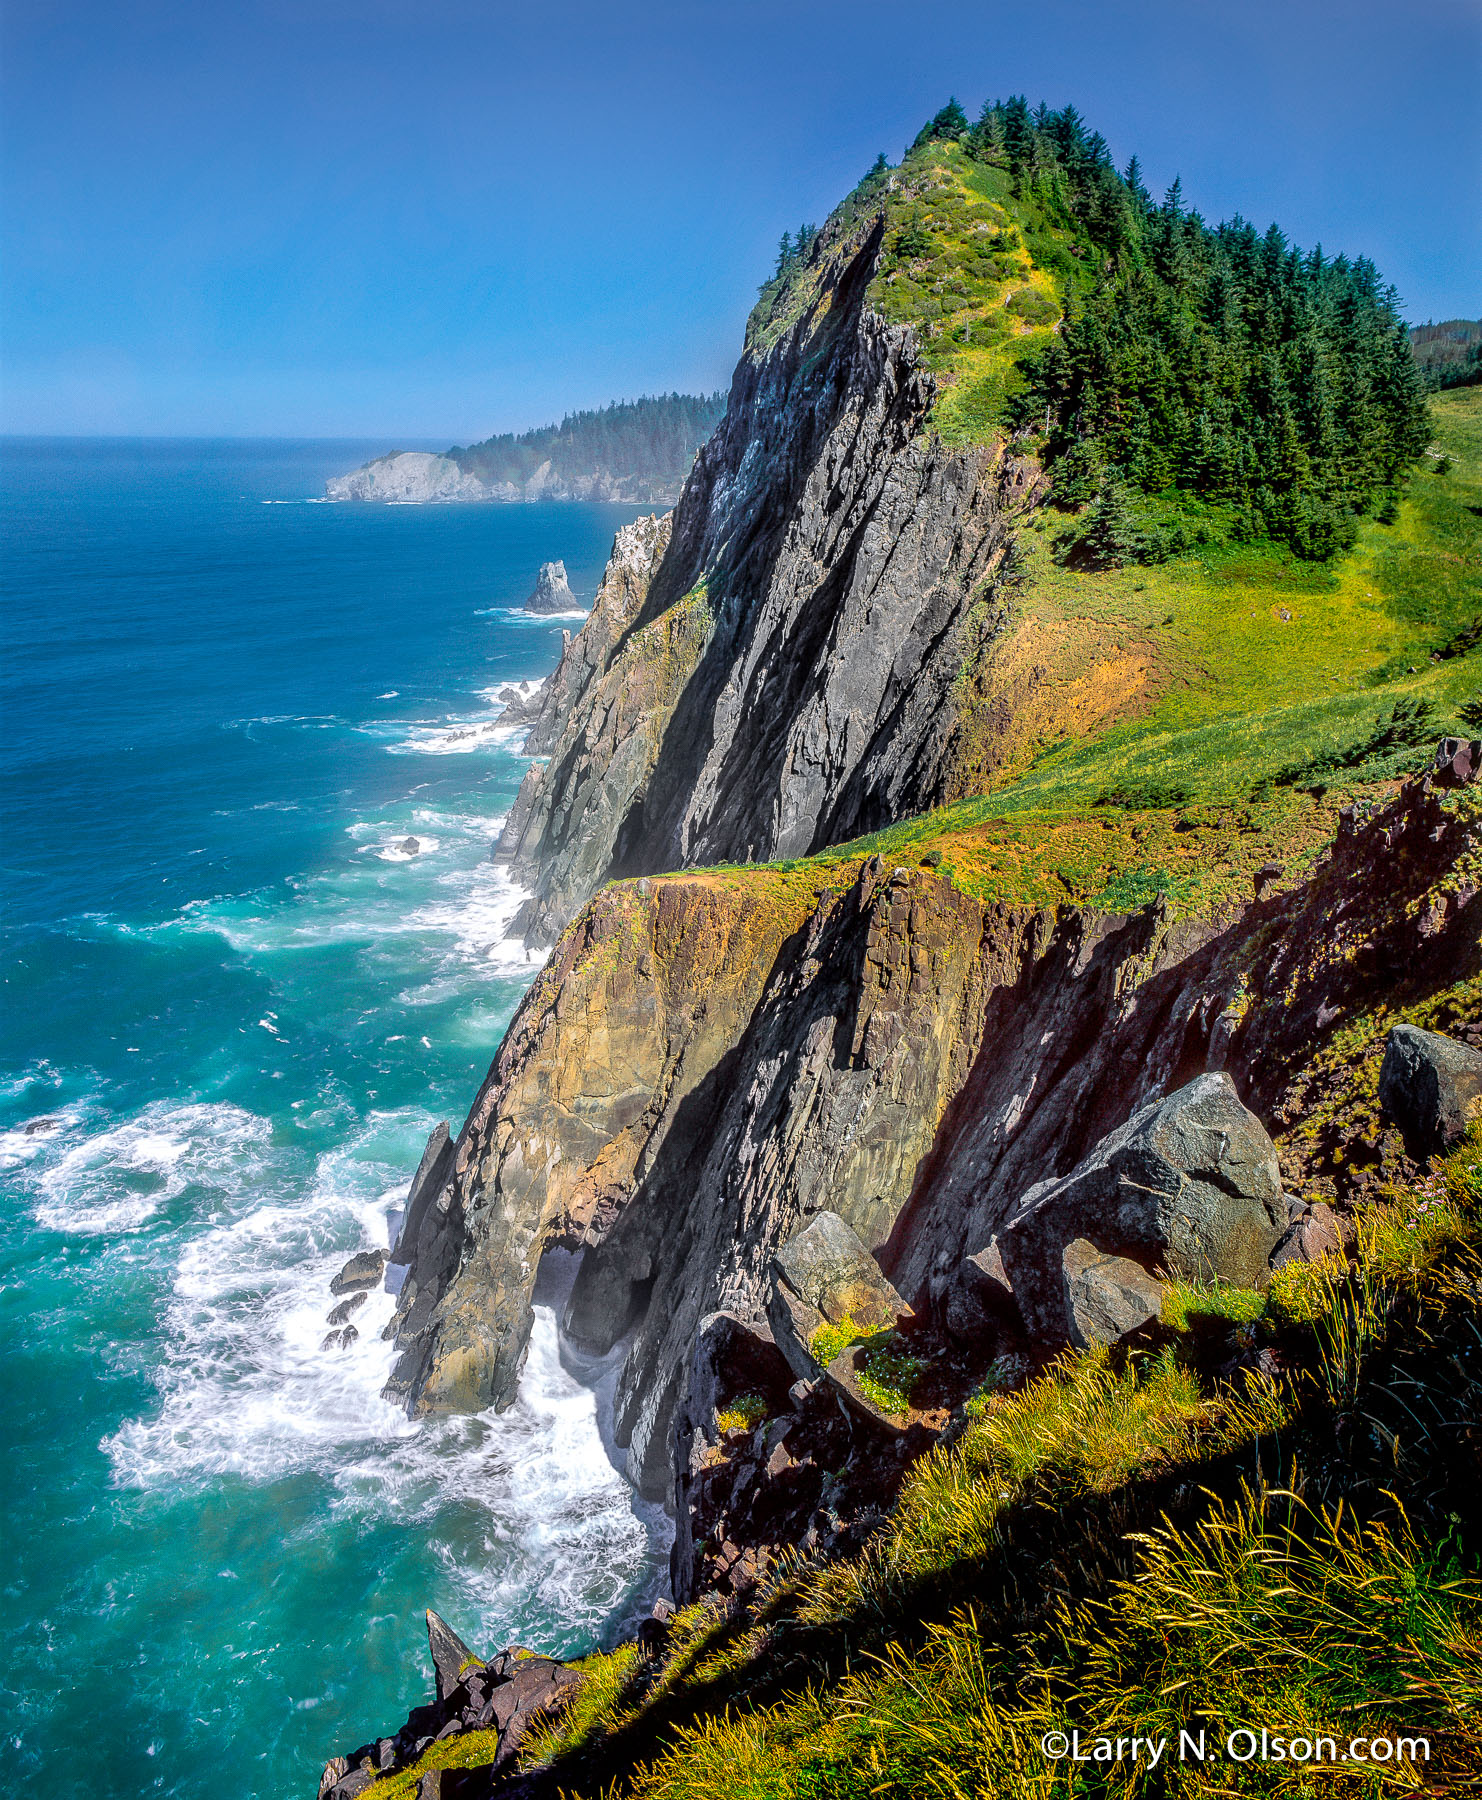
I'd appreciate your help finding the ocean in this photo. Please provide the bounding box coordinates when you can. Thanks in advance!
[0,438,671,1798]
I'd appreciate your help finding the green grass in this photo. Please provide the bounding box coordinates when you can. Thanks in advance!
[490,1137,1482,1799]
[715,1394,769,1433]
[865,144,1070,445]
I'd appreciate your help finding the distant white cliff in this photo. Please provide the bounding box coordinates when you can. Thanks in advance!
[325,452,690,506]
[326,452,489,503]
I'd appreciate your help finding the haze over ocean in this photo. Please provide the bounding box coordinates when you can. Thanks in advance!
[0,438,670,1798]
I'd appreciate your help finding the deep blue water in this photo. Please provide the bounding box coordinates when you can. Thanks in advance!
[0,439,669,1798]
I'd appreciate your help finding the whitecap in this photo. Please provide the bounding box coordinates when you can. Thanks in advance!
[31,1101,274,1236]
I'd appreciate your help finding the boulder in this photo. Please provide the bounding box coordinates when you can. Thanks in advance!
[426,1609,482,1704]
[399,837,421,856]
[1269,1201,1344,1270]
[989,1073,1287,1344]
[942,1240,1015,1343]
[820,1340,916,1436]
[1431,736,1480,789]
[684,1312,793,1438]
[523,560,578,614]
[326,1293,367,1327]
[772,1211,906,1330]
[1060,1240,1165,1347]
[1379,1024,1482,1160]
[331,1249,386,1295]
[764,1281,829,1386]
[766,1211,909,1382]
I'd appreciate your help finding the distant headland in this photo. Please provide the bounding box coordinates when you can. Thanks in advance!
[326,391,726,504]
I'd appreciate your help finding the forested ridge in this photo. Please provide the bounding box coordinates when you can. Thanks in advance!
[854,99,1435,561]
[449,392,725,488]
[1411,318,1482,392]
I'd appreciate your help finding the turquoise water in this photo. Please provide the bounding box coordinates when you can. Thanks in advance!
[0,439,670,1798]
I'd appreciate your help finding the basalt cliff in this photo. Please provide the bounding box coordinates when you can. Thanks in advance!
[493,217,1045,948]
[320,108,1482,1800]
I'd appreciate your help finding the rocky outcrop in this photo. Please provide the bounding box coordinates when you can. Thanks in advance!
[1379,1023,1482,1159]
[978,1072,1287,1345]
[319,1612,583,1799]
[386,775,1480,1520]
[493,221,1046,947]
[326,452,489,504]
[331,1249,385,1294]
[523,561,579,614]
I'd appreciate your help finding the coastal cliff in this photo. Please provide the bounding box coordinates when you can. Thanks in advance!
[321,101,1482,1800]
[386,777,1481,1505]
[495,217,1046,948]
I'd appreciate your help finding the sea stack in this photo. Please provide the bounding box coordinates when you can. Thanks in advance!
[522,560,577,614]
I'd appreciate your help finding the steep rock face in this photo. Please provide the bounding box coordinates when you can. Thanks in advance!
[387,779,1480,1513]
[382,873,815,1417]
[492,513,675,910]
[523,559,579,614]
[494,221,1045,946]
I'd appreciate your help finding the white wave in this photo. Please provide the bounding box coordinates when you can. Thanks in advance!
[388,716,528,756]
[102,1163,668,1641]
[404,861,537,976]
[374,836,441,862]
[474,607,589,622]
[31,1102,273,1235]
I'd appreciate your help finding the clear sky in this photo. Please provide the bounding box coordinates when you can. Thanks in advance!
[2,0,1478,439]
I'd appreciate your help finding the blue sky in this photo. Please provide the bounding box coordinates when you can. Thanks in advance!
[2,0,1478,439]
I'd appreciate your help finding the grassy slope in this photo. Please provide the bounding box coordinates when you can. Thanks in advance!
[425,1141,1482,1800]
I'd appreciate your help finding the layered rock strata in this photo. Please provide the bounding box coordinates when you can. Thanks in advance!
[494,222,1046,948]
[386,775,1480,1512]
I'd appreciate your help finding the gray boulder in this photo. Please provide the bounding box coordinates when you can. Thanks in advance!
[523,559,577,614]
[766,1211,908,1381]
[772,1210,905,1330]
[1430,736,1480,789]
[1061,1240,1166,1347]
[1269,1201,1344,1270]
[989,1072,1287,1344]
[330,1249,386,1295]
[1379,1024,1482,1160]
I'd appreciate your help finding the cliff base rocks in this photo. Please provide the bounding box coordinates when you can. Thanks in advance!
[319,1612,583,1800]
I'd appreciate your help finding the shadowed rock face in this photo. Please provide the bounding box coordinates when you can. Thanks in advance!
[384,780,1479,1509]
[494,220,1044,948]
[1379,1022,1482,1158]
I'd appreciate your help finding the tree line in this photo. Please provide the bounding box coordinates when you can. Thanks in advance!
[450,392,727,486]
[910,98,1432,560]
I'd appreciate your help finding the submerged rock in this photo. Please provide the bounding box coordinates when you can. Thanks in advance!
[522,559,577,614]
[1379,1023,1482,1159]
[398,836,421,856]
